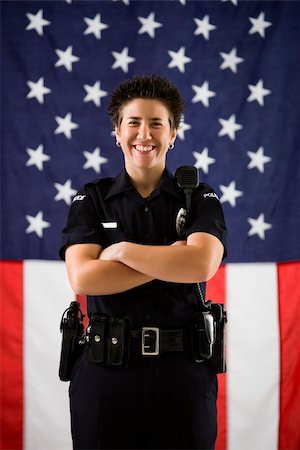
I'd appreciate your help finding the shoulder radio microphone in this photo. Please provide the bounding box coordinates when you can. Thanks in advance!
[175,165,199,212]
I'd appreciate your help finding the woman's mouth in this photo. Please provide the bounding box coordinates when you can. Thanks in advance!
[133,145,155,153]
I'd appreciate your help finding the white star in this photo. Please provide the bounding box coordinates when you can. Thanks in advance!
[83,147,109,174]
[54,179,77,205]
[54,113,79,140]
[193,148,216,174]
[168,47,192,74]
[26,144,50,171]
[218,114,243,141]
[177,116,191,141]
[219,181,243,207]
[249,12,272,38]
[247,146,272,173]
[193,15,217,41]
[83,14,109,40]
[112,0,130,4]
[247,79,271,106]
[25,9,50,36]
[55,46,80,72]
[25,211,50,238]
[138,12,162,38]
[247,213,272,240]
[191,81,216,107]
[26,77,51,104]
[220,47,244,73]
[221,0,238,5]
[111,47,135,73]
[83,81,108,107]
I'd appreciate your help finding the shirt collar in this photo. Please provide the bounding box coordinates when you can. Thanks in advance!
[159,168,184,201]
[104,170,134,200]
[104,167,183,201]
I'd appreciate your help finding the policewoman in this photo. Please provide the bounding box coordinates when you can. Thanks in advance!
[59,75,227,449]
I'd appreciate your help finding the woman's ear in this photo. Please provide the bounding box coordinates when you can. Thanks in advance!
[115,125,121,142]
[171,127,177,145]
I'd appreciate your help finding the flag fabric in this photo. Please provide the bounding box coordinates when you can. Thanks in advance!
[1,1,300,450]
[1,261,300,450]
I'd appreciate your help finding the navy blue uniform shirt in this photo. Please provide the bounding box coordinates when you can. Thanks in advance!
[59,168,227,329]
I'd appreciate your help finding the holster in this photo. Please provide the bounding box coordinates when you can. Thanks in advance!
[88,314,131,368]
[59,301,85,381]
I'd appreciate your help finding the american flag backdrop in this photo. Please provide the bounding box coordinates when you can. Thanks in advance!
[1,1,300,449]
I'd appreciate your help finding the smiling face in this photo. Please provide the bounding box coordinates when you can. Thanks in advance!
[115,98,177,175]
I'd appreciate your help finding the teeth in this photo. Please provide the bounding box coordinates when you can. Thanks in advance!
[134,145,153,152]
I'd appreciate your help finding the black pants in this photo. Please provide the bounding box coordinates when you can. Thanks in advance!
[69,346,218,449]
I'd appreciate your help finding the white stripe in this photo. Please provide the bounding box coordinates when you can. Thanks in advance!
[24,261,74,450]
[226,263,280,450]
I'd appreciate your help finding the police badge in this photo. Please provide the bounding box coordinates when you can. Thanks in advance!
[175,207,187,237]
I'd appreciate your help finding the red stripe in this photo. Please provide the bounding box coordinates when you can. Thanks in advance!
[0,261,23,450]
[76,294,88,331]
[206,265,227,450]
[278,262,300,450]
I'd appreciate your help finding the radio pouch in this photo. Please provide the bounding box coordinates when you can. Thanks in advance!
[191,311,215,363]
[209,303,227,373]
[191,305,227,373]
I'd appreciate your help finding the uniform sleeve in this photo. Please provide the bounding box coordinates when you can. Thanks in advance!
[59,186,103,260]
[185,184,228,259]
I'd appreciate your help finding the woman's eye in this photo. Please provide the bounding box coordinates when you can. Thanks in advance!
[152,122,163,127]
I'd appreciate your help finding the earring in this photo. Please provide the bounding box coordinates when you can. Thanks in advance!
[168,143,175,150]
[116,141,121,147]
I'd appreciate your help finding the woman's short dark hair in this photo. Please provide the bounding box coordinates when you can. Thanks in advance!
[108,74,184,129]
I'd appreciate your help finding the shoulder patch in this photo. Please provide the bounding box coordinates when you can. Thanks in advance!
[72,194,86,202]
[203,192,219,200]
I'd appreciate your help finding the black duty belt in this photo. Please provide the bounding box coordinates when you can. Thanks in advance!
[85,311,224,370]
[59,304,227,381]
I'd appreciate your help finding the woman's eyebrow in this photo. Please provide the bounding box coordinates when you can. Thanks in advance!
[126,116,164,121]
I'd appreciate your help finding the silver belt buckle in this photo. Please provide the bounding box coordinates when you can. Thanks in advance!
[142,327,159,356]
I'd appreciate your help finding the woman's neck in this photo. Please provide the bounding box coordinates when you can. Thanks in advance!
[126,166,165,198]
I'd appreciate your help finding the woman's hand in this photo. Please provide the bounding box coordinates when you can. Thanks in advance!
[99,241,126,262]
[99,240,186,263]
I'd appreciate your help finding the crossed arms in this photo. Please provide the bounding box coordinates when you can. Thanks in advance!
[65,232,223,296]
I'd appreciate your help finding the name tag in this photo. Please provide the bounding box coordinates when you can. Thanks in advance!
[101,222,118,229]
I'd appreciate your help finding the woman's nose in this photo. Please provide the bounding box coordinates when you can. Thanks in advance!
[137,124,152,140]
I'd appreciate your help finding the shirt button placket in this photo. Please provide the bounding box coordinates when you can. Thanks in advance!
[143,204,152,240]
